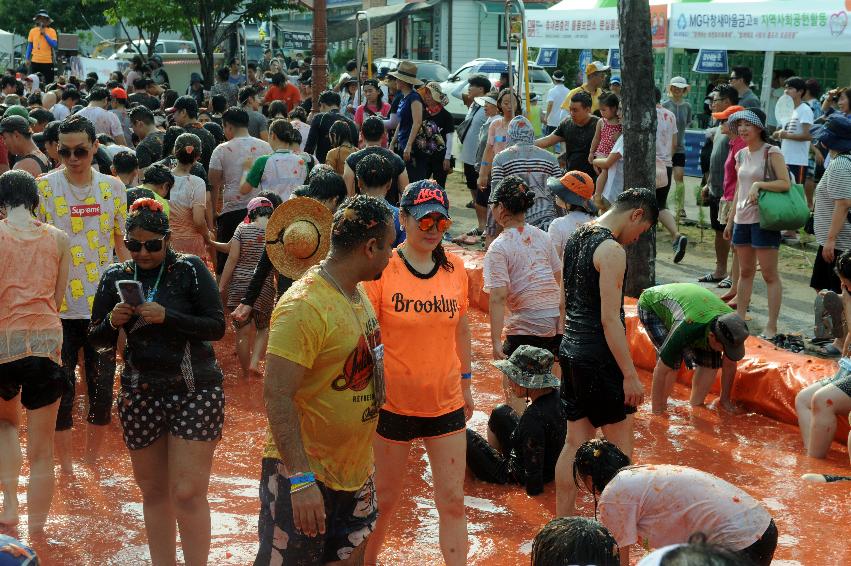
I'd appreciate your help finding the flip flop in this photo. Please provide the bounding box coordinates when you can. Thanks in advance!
[698,273,724,283]
[717,277,732,289]
[805,342,842,358]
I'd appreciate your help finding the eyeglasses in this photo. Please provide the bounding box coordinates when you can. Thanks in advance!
[57,146,92,159]
[124,236,167,253]
[417,214,452,232]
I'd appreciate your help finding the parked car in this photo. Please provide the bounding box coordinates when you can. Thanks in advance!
[372,57,450,84]
[109,39,196,59]
[439,58,554,122]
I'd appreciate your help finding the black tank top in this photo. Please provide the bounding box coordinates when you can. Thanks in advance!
[559,223,625,360]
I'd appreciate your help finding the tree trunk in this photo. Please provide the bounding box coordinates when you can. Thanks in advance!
[618,0,657,297]
[312,0,328,111]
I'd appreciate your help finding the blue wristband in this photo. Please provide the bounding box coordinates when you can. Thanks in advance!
[288,472,315,484]
[461,372,472,380]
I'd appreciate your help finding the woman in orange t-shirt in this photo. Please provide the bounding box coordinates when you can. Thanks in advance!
[364,180,472,566]
[262,72,300,113]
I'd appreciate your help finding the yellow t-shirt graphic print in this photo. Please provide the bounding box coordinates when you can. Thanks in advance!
[264,268,381,492]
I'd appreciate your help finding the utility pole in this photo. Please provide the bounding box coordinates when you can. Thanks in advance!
[618,0,657,297]
[312,0,328,111]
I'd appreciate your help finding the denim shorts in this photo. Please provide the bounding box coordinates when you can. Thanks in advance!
[732,222,781,249]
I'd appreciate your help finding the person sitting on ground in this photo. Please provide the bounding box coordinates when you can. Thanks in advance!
[466,345,565,496]
[573,439,778,566]
[355,153,405,247]
[546,170,596,261]
[531,517,619,566]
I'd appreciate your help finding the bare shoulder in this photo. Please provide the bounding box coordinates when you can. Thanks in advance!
[593,239,625,273]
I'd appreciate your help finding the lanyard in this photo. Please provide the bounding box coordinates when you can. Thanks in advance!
[134,261,166,302]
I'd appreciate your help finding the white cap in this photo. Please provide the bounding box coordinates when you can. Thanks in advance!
[670,76,689,88]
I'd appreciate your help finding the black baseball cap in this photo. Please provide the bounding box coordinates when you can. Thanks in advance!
[166,95,198,115]
[399,180,450,219]
[0,115,32,135]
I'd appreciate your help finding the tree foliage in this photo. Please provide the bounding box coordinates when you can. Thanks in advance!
[102,0,187,59]
[0,0,109,36]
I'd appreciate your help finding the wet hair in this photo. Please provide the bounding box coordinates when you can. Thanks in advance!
[204,121,226,145]
[329,120,353,147]
[141,163,175,190]
[0,169,39,214]
[496,88,522,116]
[248,203,274,221]
[256,190,283,209]
[835,249,851,281]
[60,89,82,103]
[29,108,53,125]
[267,100,288,119]
[531,517,620,566]
[43,120,60,143]
[271,72,286,87]
[112,150,138,175]
[714,84,739,105]
[305,166,348,208]
[330,194,393,253]
[570,91,592,109]
[659,533,752,565]
[269,118,299,145]
[216,67,230,82]
[59,114,96,143]
[361,115,385,142]
[129,105,154,126]
[784,76,807,94]
[162,90,178,110]
[211,94,228,114]
[319,90,341,107]
[126,197,169,235]
[174,133,202,164]
[612,187,660,225]
[222,106,249,128]
[600,93,619,110]
[356,153,393,189]
[491,175,535,214]
[238,85,257,105]
[572,439,630,498]
[133,78,147,91]
[97,134,115,146]
[163,126,186,157]
[288,106,307,122]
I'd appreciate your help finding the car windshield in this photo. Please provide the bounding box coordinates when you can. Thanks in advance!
[417,63,449,82]
[528,68,553,83]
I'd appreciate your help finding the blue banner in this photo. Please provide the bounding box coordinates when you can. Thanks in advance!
[692,49,729,74]
[535,48,559,68]
[607,49,621,70]
[684,130,706,178]
[578,49,592,82]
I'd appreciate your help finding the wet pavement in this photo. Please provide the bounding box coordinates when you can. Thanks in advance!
[2,308,850,565]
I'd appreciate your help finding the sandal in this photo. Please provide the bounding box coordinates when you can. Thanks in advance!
[805,342,842,358]
[717,277,732,289]
[698,273,724,283]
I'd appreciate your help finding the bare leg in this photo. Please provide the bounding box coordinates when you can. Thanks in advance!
[658,209,680,240]
[424,431,468,566]
[129,435,176,566]
[601,414,636,460]
[169,436,218,566]
[690,366,718,407]
[235,323,254,379]
[650,362,678,414]
[474,204,487,232]
[54,429,73,474]
[329,541,367,565]
[554,417,597,517]
[25,400,60,534]
[807,385,851,458]
[733,245,756,321]
[250,326,269,376]
[85,424,108,467]
[364,436,412,565]
[756,247,782,337]
[717,358,741,413]
[713,231,730,279]
[0,395,21,526]
[795,382,822,453]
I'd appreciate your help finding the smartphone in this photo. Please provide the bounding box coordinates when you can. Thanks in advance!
[116,280,146,307]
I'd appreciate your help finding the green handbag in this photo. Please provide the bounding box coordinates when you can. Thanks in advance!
[758,148,810,231]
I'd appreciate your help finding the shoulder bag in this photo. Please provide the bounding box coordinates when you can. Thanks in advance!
[758,147,809,231]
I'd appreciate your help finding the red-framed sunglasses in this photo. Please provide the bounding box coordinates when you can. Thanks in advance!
[417,214,452,232]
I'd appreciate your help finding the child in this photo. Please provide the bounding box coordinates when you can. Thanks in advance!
[546,170,597,261]
[325,119,357,176]
[355,153,405,247]
[588,93,622,199]
[215,196,276,379]
[592,107,625,211]
[241,118,312,202]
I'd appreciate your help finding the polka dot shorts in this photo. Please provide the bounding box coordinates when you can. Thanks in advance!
[117,386,225,450]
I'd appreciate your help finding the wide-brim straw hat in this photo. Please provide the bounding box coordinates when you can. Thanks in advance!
[420,81,448,106]
[388,61,423,86]
[265,197,332,280]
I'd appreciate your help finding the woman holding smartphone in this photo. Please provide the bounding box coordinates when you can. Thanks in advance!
[89,198,225,565]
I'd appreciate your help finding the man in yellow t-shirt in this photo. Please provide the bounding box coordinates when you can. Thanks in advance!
[560,60,610,115]
[257,194,396,565]
[27,10,57,83]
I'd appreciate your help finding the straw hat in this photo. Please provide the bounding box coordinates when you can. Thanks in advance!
[265,197,332,280]
[419,81,448,106]
[388,61,423,86]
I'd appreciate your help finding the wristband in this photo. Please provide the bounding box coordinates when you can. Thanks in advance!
[461,372,472,380]
[480,161,491,166]
[290,481,316,494]
[288,471,316,485]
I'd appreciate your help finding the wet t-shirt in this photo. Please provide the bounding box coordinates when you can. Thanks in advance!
[76,106,125,140]
[209,136,273,215]
[244,149,310,202]
[364,250,468,417]
[484,224,561,337]
[599,465,771,551]
[264,269,380,492]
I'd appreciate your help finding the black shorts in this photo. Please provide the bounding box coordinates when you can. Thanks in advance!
[463,162,478,193]
[376,407,466,443]
[503,334,562,358]
[787,164,808,185]
[810,246,843,294]
[465,404,519,485]
[707,196,724,232]
[560,354,636,428]
[0,356,64,411]
[672,152,686,168]
[656,167,673,210]
[255,458,378,566]
[57,318,115,431]
[117,385,225,450]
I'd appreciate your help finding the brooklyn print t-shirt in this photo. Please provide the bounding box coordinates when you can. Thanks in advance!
[365,249,469,418]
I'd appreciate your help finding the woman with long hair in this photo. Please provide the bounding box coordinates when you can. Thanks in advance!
[354,78,391,128]
[89,198,225,565]
[364,180,473,566]
[477,88,522,197]
[168,133,209,260]
[415,82,455,188]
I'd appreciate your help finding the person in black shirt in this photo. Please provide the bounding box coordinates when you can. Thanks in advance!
[304,90,358,164]
[169,95,216,171]
[343,115,408,205]
[536,91,599,180]
[416,82,455,188]
[466,345,565,496]
[89,198,225,566]
[128,78,160,112]
[129,105,164,170]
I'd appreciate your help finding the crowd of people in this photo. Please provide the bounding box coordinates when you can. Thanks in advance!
[0,44,848,566]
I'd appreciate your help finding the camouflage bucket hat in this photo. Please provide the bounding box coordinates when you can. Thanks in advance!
[492,345,560,389]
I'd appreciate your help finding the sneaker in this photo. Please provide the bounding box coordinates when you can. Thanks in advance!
[672,235,688,263]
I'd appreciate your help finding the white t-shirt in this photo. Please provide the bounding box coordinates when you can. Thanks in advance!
[209,135,273,215]
[51,103,70,121]
[545,84,570,128]
[76,106,125,140]
[603,135,625,204]
[548,211,594,260]
[655,106,678,167]
[780,102,814,166]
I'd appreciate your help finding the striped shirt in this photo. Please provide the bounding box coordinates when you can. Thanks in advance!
[813,154,851,250]
[491,144,562,231]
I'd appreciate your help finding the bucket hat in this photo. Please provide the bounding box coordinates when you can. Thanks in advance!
[492,345,560,389]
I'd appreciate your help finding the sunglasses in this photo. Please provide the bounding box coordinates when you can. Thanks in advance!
[57,146,92,159]
[417,214,452,232]
[124,236,167,253]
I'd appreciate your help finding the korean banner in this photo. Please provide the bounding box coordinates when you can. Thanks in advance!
[669,1,850,52]
[525,5,670,49]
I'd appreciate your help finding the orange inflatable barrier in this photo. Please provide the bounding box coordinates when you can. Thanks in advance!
[453,245,850,443]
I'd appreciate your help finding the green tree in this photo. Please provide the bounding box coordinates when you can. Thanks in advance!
[0,0,109,36]
[102,0,187,59]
